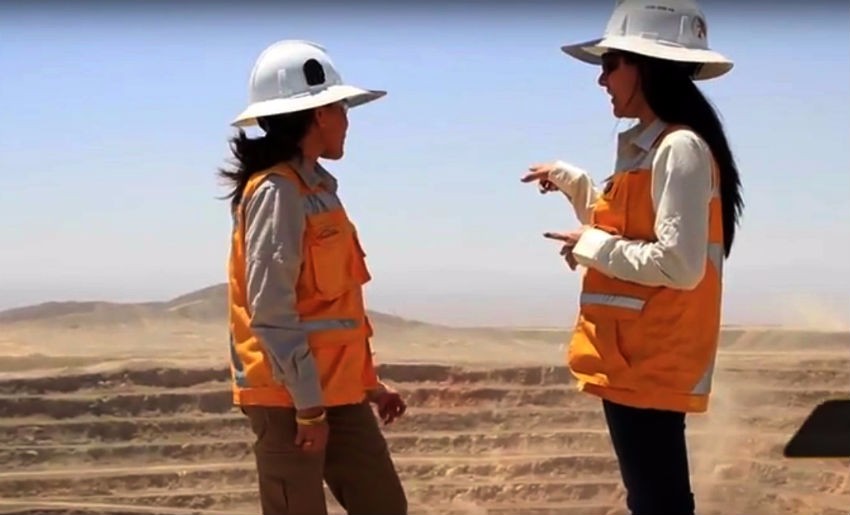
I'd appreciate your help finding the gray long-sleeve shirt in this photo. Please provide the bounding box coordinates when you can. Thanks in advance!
[243,159,340,409]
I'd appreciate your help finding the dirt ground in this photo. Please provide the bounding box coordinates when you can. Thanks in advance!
[0,286,847,515]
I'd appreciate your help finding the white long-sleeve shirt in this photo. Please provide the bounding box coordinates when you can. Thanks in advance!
[547,119,716,290]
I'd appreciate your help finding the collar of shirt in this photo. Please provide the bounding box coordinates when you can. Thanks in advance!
[287,155,339,193]
[614,118,669,172]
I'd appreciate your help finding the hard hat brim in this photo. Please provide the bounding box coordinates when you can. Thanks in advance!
[231,84,386,128]
[561,36,733,81]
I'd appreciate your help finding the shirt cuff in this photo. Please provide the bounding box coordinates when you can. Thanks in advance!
[547,161,580,194]
[289,377,324,410]
[280,350,324,410]
[572,227,619,270]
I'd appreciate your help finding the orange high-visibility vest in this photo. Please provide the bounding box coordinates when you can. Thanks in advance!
[227,164,379,407]
[568,126,725,413]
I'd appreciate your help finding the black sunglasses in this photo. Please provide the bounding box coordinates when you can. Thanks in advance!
[601,51,624,75]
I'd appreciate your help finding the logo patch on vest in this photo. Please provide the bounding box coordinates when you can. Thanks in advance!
[316,226,340,239]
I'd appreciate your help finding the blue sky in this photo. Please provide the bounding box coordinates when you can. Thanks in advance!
[1,2,848,328]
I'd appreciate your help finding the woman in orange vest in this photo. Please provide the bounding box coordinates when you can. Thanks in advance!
[521,1,743,514]
[219,40,407,515]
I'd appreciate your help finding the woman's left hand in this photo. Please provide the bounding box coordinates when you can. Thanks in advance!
[543,227,588,270]
[367,383,407,425]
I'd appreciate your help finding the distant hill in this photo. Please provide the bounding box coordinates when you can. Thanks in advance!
[0,300,162,326]
[3,286,847,353]
[0,283,433,329]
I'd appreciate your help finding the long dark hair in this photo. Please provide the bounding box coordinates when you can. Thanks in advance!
[218,110,315,211]
[623,52,744,258]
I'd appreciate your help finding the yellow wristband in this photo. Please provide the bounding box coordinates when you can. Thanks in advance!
[296,410,327,426]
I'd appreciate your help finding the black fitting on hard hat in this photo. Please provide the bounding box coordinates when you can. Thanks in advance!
[303,59,326,86]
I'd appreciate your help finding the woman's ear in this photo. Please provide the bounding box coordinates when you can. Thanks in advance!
[312,107,326,129]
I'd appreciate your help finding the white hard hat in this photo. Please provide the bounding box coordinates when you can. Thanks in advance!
[560,0,733,80]
[231,40,386,127]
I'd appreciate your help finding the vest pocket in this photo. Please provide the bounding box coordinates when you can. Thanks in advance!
[569,274,648,387]
[569,315,628,382]
[572,305,639,378]
[309,229,354,300]
[350,227,372,284]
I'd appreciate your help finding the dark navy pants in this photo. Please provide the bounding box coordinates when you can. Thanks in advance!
[602,399,696,515]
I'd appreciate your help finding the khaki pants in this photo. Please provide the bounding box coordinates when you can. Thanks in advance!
[243,401,408,515]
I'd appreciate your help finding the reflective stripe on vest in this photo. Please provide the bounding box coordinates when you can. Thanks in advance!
[236,317,363,382]
[691,242,723,395]
[580,293,645,311]
[581,242,724,312]
[229,333,248,387]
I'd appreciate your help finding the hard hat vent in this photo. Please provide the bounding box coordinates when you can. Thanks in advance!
[691,16,707,40]
[303,59,326,87]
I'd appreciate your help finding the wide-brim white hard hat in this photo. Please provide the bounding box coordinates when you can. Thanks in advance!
[560,0,733,81]
[232,85,385,128]
[231,40,386,128]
